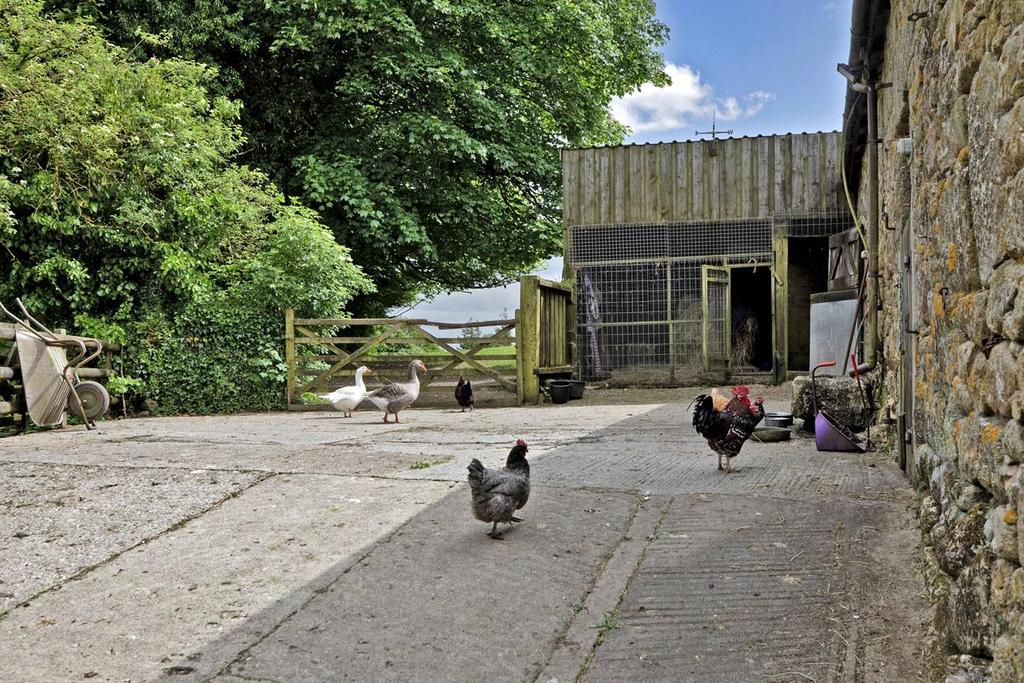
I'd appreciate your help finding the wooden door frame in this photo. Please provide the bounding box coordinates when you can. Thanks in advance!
[701,264,730,372]
[702,261,775,376]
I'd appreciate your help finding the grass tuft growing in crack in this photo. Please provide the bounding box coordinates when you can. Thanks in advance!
[591,609,620,633]
[408,457,454,470]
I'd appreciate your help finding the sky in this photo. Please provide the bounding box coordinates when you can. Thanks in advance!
[399,0,854,328]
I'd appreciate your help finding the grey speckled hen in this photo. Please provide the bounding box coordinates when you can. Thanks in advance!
[467,440,530,539]
[365,359,426,423]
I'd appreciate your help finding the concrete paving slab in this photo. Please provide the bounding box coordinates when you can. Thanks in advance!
[537,495,671,683]
[0,462,265,612]
[0,406,642,477]
[0,474,453,683]
[532,405,905,499]
[0,387,927,682]
[578,493,875,682]
[221,485,641,683]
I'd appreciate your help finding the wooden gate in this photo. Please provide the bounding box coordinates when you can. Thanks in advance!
[284,312,517,409]
[517,276,575,403]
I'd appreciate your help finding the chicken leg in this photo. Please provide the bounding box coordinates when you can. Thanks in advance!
[489,521,503,539]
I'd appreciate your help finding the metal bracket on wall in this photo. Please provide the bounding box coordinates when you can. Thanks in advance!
[908,11,929,21]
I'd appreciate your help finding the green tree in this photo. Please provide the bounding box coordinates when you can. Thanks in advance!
[48,0,669,312]
[0,1,372,411]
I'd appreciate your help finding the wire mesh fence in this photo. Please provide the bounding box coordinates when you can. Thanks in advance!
[569,212,852,385]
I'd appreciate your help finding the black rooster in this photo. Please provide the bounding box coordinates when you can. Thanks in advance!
[455,376,474,411]
[467,439,530,539]
[691,385,765,473]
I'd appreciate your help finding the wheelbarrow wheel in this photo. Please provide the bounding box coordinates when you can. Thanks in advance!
[68,380,110,421]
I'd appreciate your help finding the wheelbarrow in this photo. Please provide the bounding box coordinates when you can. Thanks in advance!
[811,360,865,452]
[0,298,110,429]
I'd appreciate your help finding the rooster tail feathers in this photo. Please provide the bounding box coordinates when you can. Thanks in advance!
[691,394,717,436]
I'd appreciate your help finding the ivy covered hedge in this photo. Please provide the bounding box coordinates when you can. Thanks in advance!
[0,2,372,413]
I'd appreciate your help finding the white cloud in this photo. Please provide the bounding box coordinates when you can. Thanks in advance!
[741,90,775,116]
[610,63,774,134]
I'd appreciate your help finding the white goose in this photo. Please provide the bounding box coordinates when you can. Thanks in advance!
[319,365,372,417]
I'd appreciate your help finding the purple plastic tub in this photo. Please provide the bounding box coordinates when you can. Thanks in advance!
[811,361,865,453]
[814,412,864,452]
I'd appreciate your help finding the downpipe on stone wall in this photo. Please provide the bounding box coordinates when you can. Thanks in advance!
[849,79,890,377]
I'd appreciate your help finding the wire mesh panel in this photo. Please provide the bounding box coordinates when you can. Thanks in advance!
[568,212,851,385]
[577,263,668,325]
[570,219,772,264]
[785,213,854,238]
[702,265,729,371]
[578,322,669,383]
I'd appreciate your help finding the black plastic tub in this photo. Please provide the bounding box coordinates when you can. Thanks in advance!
[548,380,572,404]
[568,380,585,400]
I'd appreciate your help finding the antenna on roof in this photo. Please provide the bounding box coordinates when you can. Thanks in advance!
[695,111,733,140]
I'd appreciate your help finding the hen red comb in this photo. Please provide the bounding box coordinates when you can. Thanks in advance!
[516,439,528,447]
[732,385,750,396]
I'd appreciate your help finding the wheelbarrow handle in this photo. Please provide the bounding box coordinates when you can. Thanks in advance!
[810,360,838,416]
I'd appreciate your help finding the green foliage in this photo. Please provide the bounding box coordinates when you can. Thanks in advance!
[106,374,142,397]
[126,301,290,413]
[0,1,372,413]
[48,0,668,312]
[370,324,443,356]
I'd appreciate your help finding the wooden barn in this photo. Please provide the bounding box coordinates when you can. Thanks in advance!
[561,132,853,385]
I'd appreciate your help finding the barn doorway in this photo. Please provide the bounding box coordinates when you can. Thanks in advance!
[729,265,773,372]
[700,262,774,377]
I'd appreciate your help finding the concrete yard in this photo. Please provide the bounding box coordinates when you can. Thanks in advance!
[0,389,929,682]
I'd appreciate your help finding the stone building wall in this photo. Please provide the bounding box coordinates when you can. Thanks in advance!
[861,2,1024,679]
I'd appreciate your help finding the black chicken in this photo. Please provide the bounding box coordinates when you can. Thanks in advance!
[467,439,530,539]
[691,385,765,473]
[455,376,474,411]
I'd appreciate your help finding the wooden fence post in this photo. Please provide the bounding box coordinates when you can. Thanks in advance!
[518,276,541,404]
[284,308,296,407]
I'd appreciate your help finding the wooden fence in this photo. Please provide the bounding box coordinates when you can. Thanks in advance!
[284,313,518,409]
[517,276,575,403]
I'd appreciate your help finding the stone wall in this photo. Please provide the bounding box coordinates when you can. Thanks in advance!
[862,2,1024,680]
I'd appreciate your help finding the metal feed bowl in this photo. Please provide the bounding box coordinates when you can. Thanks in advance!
[752,426,791,442]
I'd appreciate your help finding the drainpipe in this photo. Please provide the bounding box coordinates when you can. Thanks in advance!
[855,81,879,375]
[842,0,885,377]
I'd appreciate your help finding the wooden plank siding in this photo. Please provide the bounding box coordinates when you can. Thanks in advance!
[561,133,843,235]
[517,276,574,404]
